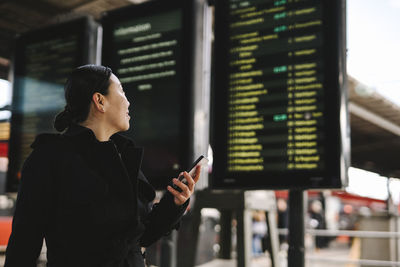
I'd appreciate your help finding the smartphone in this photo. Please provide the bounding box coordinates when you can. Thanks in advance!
[171,155,208,192]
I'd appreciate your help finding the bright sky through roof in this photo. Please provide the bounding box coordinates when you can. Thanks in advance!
[347,167,388,201]
[0,79,11,121]
[0,79,11,108]
[347,0,400,105]
[347,167,400,205]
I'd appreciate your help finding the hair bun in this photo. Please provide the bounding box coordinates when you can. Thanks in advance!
[54,109,73,132]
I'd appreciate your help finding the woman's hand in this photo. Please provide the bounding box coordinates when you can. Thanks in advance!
[167,165,201,206]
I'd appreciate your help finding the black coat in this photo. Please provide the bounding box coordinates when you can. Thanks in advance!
[5,124,188,267]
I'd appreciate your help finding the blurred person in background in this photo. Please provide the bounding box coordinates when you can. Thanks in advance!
[309,199,328,251]
[252,210,267,257]
[277,198,288,245]
[4,65,200,267]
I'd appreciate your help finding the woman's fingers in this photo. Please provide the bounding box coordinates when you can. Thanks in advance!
[167,185,187,204]
[193,165,201,183]
[173,177,191,196]
[183,172,195,191]
[167,165,202,205]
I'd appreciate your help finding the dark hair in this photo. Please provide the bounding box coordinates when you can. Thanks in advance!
[54,64,112,132]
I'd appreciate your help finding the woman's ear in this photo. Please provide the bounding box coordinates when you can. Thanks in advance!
[92,92,106,113]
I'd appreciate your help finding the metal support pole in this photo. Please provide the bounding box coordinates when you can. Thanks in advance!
[220,210,232,259]
[397,216,400,263]
[266,210,281,267]
[236,210,245,267]
[236,209,252,267]
[178,207,202,267]
[288,189,305,267]
[160,231,177,267]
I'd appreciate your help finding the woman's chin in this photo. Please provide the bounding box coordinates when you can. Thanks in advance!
[114,123,130,133]
[122,122,130,132]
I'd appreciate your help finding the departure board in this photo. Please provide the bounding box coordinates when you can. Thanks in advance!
[7,18,97,192]
[102,0,194,189]
[212,0,348,189]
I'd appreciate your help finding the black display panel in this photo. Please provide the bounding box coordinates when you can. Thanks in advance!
[212,0,348,189]
[102,0,194,189]
[7,17,97,192]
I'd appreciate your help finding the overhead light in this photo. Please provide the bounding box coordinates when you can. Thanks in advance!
[0,57,9,67]
[126,0,149,4]
[355,83,375,97]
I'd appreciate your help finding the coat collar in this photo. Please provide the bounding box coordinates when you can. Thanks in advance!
[64,123,135,152]
[35,124,154,201]
[64,124,151,200]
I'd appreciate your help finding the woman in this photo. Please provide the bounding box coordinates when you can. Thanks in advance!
[5,65,199,266]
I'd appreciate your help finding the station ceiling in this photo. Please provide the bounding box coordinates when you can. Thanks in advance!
[0,0,148,78]
[1,0,400,178]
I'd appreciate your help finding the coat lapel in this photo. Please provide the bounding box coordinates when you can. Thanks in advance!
[63,124,142,209]
[120,145,143,186]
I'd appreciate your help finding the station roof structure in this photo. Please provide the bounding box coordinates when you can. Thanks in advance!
[349,77,400,178]
[0,0,147,79]
[0,0,400,178]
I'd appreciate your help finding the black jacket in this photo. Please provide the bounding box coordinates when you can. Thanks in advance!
[5,124,188,267]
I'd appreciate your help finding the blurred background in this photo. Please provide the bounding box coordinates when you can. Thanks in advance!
[0,0,399,266]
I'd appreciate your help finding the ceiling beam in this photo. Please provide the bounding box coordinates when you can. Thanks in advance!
[349,101,400,137]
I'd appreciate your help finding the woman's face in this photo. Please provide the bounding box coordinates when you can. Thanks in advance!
[104,74,131,132]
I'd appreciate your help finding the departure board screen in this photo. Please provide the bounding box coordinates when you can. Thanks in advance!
[7,18,96,192]
[102,0,193,189]
[212,0,348,189]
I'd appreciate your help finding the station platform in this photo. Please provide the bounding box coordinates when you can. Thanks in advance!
[0,239,353,267]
